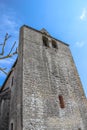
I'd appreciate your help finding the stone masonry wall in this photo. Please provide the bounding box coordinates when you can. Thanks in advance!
[9,27,23,130]
[0,25,87,130]
[0,90,10,130]
[21,26,87,130]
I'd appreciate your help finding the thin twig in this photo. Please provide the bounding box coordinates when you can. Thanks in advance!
[0,33,11,55]
[8,41,16,55]
[0,50,17,59]
[0,33,17,75]
[0,67,7,75]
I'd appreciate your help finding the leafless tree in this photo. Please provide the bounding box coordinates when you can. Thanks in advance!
[0,33,17,75]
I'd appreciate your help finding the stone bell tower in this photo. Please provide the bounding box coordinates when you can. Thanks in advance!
[17,25,87,130]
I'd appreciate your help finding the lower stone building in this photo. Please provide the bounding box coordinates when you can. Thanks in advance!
[0,25,87,130]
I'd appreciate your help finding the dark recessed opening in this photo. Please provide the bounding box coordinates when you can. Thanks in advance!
[11,123,13,130]
[42,36,49,47]
[11,76,14,86]
[52,40,58,49]
[7,112,9,116]
[59,95,65,108]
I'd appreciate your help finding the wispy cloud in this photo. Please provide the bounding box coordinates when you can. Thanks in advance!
[0,4,22,39]
[80,8,87,20]
[76,41,86,47]
[0,3,21,82]
[0,13,21,38]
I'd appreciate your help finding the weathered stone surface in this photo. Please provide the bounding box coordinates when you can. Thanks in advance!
[22,26,87,130]
[0,86,11,130]
[0,25,87,130]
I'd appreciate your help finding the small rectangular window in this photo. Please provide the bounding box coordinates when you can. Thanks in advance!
[59,95,65,108]
[42,36,49,47]
[52,40,58,49]
[11,123,13,130]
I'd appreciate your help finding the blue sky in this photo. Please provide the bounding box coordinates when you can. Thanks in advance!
[0,0,87,96]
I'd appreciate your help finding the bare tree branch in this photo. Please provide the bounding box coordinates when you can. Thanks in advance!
[8,41,16,55]
[0,33,11,56]
[0,52,17,60]
[0,67,8,75]
[0,33,17,75]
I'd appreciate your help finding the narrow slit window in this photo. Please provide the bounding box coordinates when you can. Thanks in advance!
[59,95,65,108]
[11,123,13,130]
[42,36,49,47]
[11,76,14,86]
[52,40,58,49]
